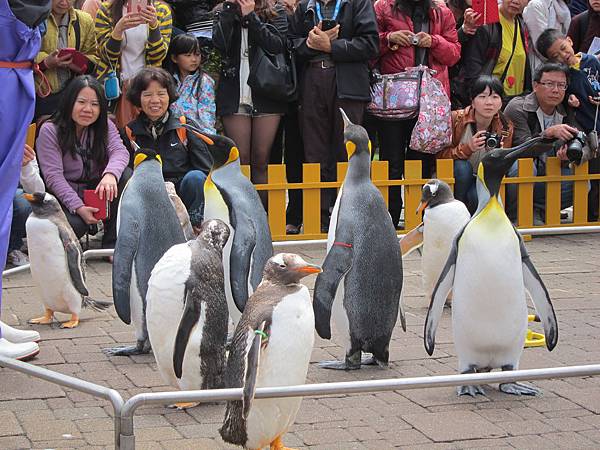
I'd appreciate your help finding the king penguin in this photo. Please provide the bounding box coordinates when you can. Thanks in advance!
[424,137,559,396]
[25,192,111,328]
[183,124,273,326]
[107,148,186,355]
[146,219,230,408]
[313,109,405,370]
[401,180,471,305]
[220,253,321,450]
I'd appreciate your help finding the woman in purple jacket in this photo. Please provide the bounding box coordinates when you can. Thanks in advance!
[37,75,131,249]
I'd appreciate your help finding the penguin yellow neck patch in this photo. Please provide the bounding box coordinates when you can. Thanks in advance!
[227,147,240,164]
[368,140,372,155]
[346,141,356,159]
[133,153,162,169]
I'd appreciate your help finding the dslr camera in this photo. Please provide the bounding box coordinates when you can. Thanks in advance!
[565,131,588,165]
[484,132,501,149]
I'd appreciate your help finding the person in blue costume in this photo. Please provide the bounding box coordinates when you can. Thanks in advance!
[0,0,51,360]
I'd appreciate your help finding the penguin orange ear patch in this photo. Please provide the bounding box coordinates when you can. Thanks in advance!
[346,141,356,159]
[227,147,240,164]
[133,153,147,169]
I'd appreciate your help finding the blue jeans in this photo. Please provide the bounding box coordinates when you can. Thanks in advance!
[175,170,207,227]
[505,160,573,221]
[453,160,478,214]
[8,189,31,253]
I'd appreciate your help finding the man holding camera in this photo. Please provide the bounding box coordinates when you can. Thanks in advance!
[289,0,379,230]
[504,62,580,224]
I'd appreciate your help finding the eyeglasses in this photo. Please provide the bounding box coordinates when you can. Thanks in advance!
[537,81,568,90]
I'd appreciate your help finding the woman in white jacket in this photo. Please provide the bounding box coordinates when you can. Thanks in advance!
[523,0,571,72]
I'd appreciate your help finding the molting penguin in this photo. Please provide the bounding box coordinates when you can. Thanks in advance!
[25,192,111,328]
[165,181,195,241]
[401,180,471,305]
[424,137,559,396]
[313,110,405,370]
[184,125,273,326]
[146,219,229,409]
[220,253,321,450]
[107,148,186,355]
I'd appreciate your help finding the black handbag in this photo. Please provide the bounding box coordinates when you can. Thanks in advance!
[247,36,297,102]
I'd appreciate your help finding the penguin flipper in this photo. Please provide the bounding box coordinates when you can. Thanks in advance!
[424,231,462,356]
[229,216,256,312]
[243,321,268,419]
[518,237,558,351]
[313,244,353,340]
[112,221,140,324]
[173,286,201,379]
[58,228,89,297]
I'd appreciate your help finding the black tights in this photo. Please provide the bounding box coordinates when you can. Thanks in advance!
[222,114,282,209]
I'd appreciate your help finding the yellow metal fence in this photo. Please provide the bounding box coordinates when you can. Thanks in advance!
[244,158,600,241]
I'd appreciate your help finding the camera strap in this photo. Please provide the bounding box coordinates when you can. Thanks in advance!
[315,0,342,22]
[499,18,518,85]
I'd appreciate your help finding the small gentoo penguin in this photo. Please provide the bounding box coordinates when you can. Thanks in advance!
[424,137,560,397]
[401,179,471,305]
[184,124,273,326]
[220,253,321,450]
[165,181,195,241]
[107,148,186,355]
[146,219,230,409]
[313,109,405,370]
[25,192,111,328]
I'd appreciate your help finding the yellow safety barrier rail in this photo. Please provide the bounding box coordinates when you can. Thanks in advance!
[244,158,600,241]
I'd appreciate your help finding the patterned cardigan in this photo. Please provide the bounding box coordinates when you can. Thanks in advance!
[94,0,172,81]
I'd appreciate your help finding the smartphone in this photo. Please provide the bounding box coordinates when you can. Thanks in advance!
[321,19,337,31]
[83,190,110,221]
[57,48,88,73]
[127,0,151,13]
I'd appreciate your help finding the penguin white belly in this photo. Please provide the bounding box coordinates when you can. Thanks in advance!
[147,244,204,390]
[245,286,315,449]
[326,185,343,252]
[26,217,82,315]
[452,219,527,370]
[204,180,240,326]
[422,201,470,298]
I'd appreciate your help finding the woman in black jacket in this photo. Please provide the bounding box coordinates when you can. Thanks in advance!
[213,0,288,207]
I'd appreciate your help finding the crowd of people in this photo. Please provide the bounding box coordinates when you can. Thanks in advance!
[5,0,600,270]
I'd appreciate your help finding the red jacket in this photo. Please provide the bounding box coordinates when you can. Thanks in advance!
[374,0,460,95]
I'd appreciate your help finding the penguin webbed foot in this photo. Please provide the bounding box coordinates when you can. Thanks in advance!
[360,354,388,369]
[167,402,199,410]
[318,351,363,370]
[28,309,54,325]
[270,435,295,450]
[457,384,487,397]
[103,339,151,356]
[60,315,80,329]
[499,382,540,396]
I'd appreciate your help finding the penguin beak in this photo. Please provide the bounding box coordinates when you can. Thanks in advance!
[339,108,352,131]
[182,123,215,145]
[23,193,35,202]
[500,136,558,168]
[416,200,428,215]
[296,263,322,274]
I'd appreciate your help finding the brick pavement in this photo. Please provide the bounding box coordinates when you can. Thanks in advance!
[1,234,600,449]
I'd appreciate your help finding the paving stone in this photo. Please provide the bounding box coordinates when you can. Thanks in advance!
[0,399,47,412]
[0,411,22,437]
[21,418,81,441]
[295,427,356,445]
[0,372,65,400]
[136,426,183,442]
[496,420,555,436]
[82,429,114,446]
[0,435,31,449]
[74,418,114,432]
[403,411,507,442]
[160,438,224,450]
[542,416,595,432]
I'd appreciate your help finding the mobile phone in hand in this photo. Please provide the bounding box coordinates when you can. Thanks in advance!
[83,190,110,221]
[321,19,337,31]
[127,0,151,13]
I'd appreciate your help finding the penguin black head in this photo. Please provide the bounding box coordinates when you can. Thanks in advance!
[417,179,455,214]
[182,124,238,169]
[133,148,162,169]
[197,219,230,252]
[263,253,322,285]
[478,137,558,197]
[340,109,371,160]
[24,192,62,217]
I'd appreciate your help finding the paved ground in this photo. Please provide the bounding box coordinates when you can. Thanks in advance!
[1,233,600,449]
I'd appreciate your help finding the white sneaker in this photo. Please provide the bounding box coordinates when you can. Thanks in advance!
[7,250,29,266]
[0,338,39,361]
[0,320,40,343]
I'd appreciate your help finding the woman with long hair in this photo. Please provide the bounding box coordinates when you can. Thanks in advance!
[36,75,131,249]
[212,0,288,208]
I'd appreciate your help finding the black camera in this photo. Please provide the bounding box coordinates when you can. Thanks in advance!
[484,132,501,149]
[566,131,587,165]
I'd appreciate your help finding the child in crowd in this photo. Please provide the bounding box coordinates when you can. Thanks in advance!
[166,33,216,134]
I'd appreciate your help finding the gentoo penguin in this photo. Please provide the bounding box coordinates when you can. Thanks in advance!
[424,137,559,396]
[400,180,471,304]
[220,253,321,450]
[184,124,273,325]
[25,192,111,328]
[313,110,405,370]
[165,181,195,241]
[146,219,229,408]
[107,148,186,355]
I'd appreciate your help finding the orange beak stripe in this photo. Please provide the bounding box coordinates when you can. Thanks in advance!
[297,265,322,274]
[416,200,428,215]
[23,193,35,201]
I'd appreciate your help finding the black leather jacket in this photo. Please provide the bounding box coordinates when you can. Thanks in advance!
[167,0,217,28]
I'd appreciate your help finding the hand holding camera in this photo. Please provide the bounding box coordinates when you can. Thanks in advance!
[388,30,414,48]
[467,130,488,152]
[413,32,432,48]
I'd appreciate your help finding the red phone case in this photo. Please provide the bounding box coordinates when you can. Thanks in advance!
[127,0,151,13]
[58,48,88,73]
[83,190,110,221]
[472,0,499,26]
